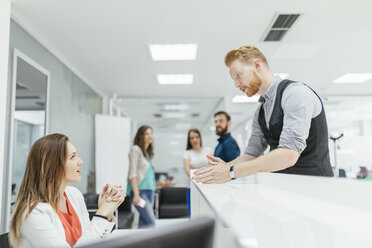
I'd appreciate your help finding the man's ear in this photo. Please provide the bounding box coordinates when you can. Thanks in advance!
[253,59,262,72]
[227,120,231,128]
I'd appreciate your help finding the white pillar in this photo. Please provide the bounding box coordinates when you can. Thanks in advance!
[0,0,11,233]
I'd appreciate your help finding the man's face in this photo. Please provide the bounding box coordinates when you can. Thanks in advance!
[229,60,261,97]
[214,114,229,136]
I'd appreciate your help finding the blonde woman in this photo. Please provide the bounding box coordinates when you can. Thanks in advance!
[9,133,125,248]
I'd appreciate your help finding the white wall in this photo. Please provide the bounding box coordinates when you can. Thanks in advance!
[0,0,10,233]
[8,20,102,193]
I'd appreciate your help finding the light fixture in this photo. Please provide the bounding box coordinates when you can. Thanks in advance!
[274,73,290,79]
[163,104,189,110]
[157,74,193,85]
[163,112,186,118]
[169,141,180,145]
[232,94,260,103]
[149,44,197,61]
[333,73,372,83]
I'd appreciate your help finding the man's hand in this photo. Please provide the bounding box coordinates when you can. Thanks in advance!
[192,162,230,184]
[206,155,226,165]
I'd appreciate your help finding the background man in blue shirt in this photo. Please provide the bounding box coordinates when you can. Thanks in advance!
[213,111,240,163]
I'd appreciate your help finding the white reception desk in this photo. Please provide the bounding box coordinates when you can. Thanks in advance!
[190,172,372,248]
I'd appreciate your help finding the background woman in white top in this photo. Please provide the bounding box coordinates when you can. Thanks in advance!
[9,133,125,248]
[183,129,212,215]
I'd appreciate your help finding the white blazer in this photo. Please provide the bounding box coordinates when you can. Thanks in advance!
[18,186,115,248]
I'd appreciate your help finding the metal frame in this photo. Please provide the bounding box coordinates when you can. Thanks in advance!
[4,48,50,231]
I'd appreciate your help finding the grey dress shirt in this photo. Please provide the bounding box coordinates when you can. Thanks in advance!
[245,76,322,157]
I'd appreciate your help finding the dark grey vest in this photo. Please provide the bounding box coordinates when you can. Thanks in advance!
[258,80,334,177]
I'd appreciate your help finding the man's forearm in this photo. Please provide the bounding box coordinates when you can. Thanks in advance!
[227,153,256,166]
[234,148,299,178]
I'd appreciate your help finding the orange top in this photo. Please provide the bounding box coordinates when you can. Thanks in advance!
[57,193,82,247]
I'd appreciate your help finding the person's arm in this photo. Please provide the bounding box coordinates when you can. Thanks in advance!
[206,153,256,167]
[227,153,256,166]
[235,148,299,177]
[194,84,316,184]
[21,206,75,248]
[127,147,141,206]
[194,148,299,183]
[129,177,140,205]
[277,84,317,154]
[75,185,124,246]
[184,159,192,177]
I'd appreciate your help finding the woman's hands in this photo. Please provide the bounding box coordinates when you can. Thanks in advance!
[96,184,126,221]
[131,193,140,206]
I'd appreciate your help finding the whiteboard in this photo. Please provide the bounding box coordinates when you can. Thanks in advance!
[95,114,131,194]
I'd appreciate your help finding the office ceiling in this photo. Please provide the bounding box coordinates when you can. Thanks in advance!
[10,0,372,131]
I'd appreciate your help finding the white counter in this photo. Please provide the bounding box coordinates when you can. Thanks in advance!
[190,172,372,248]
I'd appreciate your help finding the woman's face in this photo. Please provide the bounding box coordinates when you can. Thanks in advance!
[189,131,201,149]
[64,142,83,183]
[143,128,153,146]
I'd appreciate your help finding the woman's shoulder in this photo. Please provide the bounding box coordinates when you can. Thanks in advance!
[131,145,142,153]
[183,149,191,158]
[22,202,55,221]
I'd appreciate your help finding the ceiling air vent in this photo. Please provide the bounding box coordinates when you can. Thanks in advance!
[263,13,301,42]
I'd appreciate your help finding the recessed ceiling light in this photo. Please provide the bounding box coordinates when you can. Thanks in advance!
[149,44,197,61]
[157,74,193,85]
[333,73,372,83]
[163,104,189,110]
[274,73,290,79]
[232,94,260,103]
[163,112,186,118]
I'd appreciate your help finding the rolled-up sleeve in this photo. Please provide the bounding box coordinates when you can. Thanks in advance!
[128,147,140,180]
[278,85,316,153]
[245,106,268,157]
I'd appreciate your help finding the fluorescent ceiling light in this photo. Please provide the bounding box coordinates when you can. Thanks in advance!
[169,141,180,145]
[149,44,197,61]
[232,94,260,103]
[163,112,186,118]
[209,126,216,132]
[274,73,290,79]
[163,104,189,110]
[157,74,193,85]
[333,73,372,83]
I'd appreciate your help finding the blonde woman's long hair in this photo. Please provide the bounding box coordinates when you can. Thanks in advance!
[9,133,69,247]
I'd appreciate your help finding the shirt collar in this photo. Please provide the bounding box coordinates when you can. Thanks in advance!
[261,76,282,102]
[218,132,231,142]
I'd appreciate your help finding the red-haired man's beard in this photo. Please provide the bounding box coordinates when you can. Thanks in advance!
[241,77,261,97]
